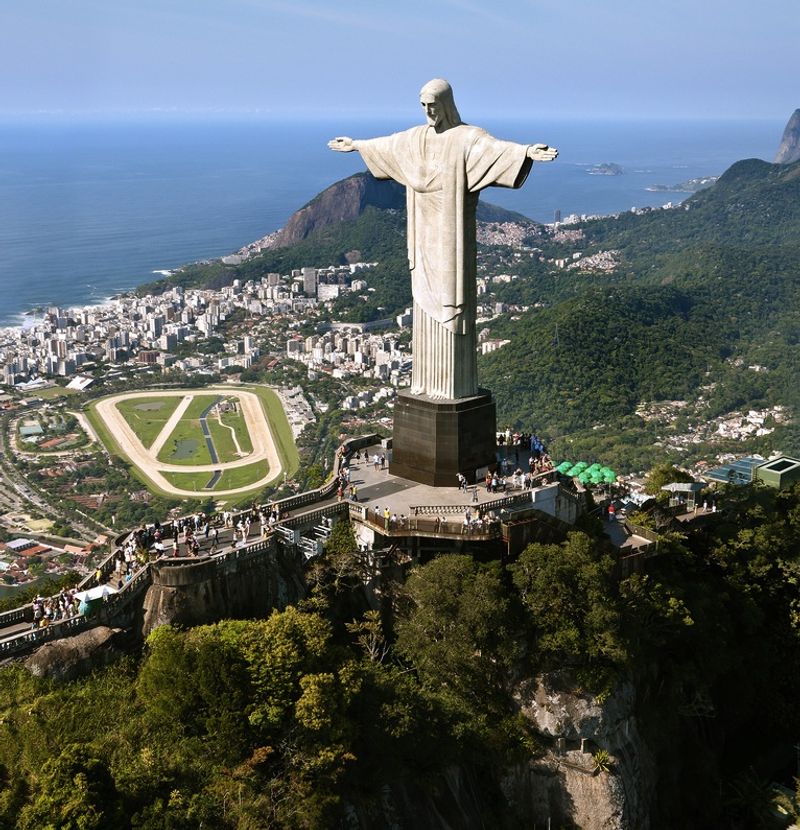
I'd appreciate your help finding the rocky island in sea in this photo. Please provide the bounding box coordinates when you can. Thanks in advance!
[587,162,623,176]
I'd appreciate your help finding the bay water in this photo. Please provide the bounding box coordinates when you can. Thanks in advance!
[0,116,783,326]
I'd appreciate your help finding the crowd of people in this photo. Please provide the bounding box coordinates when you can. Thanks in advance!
[18,436,558,635]
[30,588,81,630]
[119,503,288,566]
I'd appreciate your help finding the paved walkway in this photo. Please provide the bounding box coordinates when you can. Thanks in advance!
[343,445,543,518]
[602,519,653,551]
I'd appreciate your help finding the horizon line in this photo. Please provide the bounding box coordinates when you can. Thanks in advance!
[0,108,786,123]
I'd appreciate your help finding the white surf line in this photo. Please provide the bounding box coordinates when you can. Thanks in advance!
[216,410,246,457]
[149,394,194,457]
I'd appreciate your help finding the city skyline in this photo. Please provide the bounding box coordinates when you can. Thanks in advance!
[1,0,797,120]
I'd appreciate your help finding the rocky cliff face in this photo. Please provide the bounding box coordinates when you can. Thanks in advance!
[507,672,654,829]
[775,109,800,164]
[139,543,306,638]
[344,672,653,829]
[258,172,540,250]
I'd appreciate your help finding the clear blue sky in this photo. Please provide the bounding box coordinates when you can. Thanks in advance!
[2,0,797,120]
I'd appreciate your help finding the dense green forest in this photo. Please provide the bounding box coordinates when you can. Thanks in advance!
[3,483,800,827]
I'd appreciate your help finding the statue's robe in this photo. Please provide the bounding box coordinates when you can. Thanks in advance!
[356,124,531,399]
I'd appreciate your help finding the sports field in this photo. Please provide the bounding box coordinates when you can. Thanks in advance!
[86,386,299,500]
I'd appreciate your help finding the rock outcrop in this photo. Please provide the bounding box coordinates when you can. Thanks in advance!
[139,541,306,638]
[258,172,540,251]
[775,109,800,164]
[346,672,654,829]
[267,173,405,249]
[505,671,654,829]
[24,626,125,681]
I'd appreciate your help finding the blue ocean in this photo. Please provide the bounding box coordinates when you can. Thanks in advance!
[0,116,783,326]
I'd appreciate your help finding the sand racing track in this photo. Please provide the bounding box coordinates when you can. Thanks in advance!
[93,388,283,497]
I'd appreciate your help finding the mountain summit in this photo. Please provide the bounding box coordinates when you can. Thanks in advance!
[774,108,800,164]
[260,172,537,250]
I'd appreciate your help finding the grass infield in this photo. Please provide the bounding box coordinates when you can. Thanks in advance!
[85,385,299,502]
[115,395,183,449]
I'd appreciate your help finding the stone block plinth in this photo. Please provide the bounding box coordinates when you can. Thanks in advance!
[390,389,497,486]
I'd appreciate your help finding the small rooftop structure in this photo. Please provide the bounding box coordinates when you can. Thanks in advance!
[703,455,800,490]
[755,456,800,490]
[660,482,705,494]
[66,375,94,391]
[661,480,705,510]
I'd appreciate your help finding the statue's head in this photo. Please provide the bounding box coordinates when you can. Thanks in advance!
[419,78,462,131]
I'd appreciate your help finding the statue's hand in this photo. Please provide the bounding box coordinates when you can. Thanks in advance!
[527,143,558,162]
[328,136,356,153]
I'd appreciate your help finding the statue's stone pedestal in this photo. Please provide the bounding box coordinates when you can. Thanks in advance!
[390,389,497,486]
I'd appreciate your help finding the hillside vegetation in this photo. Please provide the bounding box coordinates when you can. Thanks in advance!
[3,483,800,826]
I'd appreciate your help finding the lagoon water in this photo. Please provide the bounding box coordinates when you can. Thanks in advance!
[0,116,783,326]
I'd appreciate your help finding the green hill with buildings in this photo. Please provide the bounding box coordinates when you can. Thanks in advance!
[148,158,800,471]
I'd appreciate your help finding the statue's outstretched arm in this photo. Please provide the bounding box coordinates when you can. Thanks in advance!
[328,136,357,153]
[527,143,558,162]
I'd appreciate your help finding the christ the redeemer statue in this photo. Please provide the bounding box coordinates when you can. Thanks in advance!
[329,78,557,401]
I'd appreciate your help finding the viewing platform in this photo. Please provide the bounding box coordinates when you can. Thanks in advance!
[0,436,585,659]
[342,443,584,553]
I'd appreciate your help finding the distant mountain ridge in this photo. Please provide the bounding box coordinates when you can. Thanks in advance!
[774,108,800,164]
[259,172,538,250]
